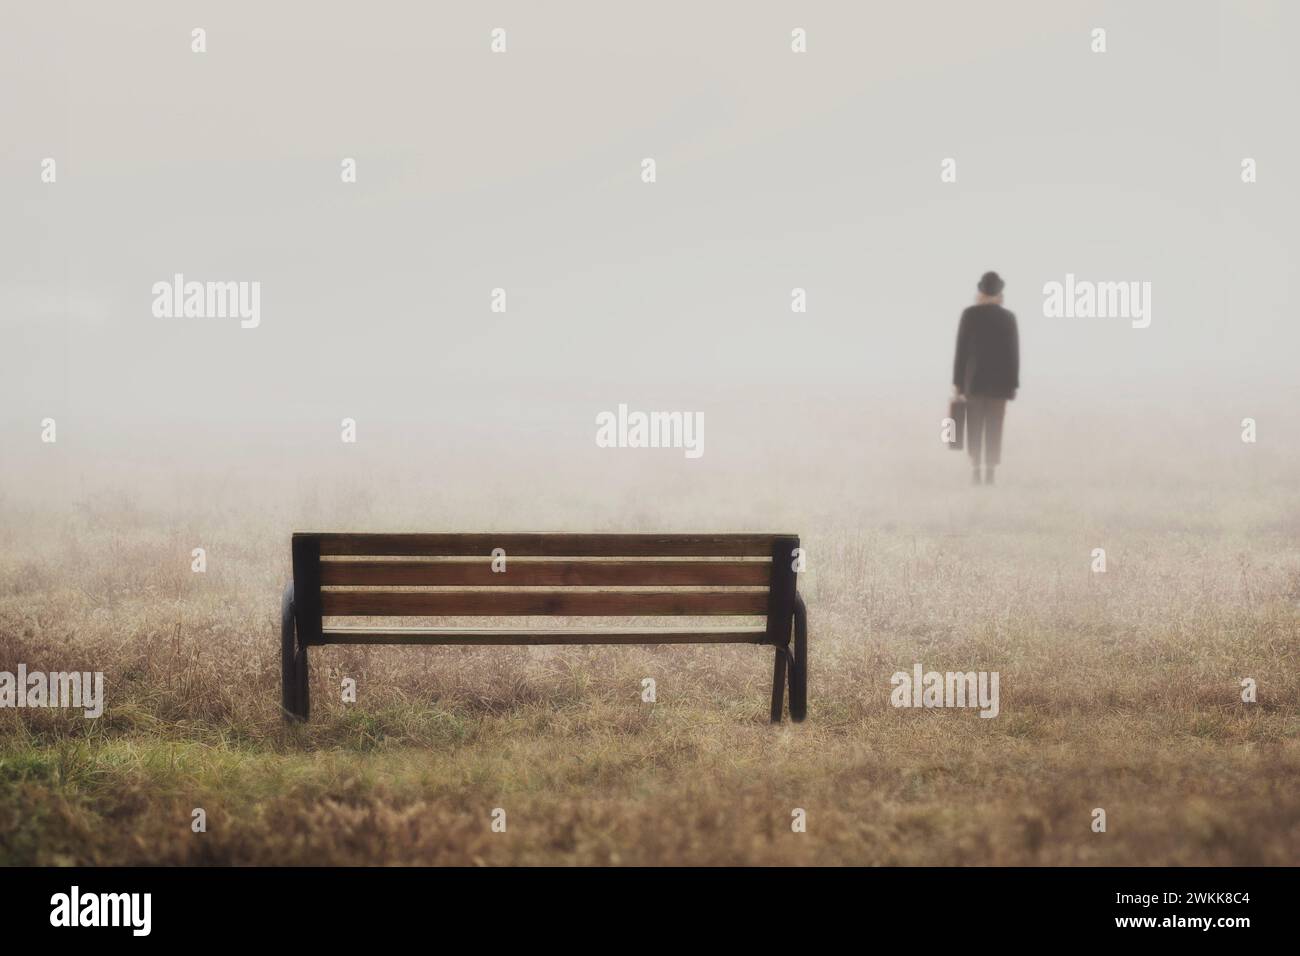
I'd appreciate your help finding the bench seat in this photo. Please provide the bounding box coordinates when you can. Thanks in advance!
[281,532,807,723]
[319,626,771,645]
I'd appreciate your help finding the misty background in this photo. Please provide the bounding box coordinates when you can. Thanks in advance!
[3,1,1297,527]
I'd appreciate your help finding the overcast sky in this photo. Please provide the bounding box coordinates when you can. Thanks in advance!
[3,0,1297,449]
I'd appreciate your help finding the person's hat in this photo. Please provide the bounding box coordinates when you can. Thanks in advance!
[978,271,1004,296]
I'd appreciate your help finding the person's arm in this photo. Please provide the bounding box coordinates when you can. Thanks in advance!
[953,310,970,394]
[1009,314,1019,395]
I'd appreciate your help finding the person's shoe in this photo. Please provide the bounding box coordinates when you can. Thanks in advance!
[971,468,982,486]
[984,467,995,486]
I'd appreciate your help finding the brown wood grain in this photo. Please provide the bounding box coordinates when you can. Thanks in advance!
[316,626,771,646]
[320,589,768,617]
[304,532,786,558]
[319,559,772,587]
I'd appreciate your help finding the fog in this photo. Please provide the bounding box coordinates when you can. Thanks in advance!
[3,1,1297,516]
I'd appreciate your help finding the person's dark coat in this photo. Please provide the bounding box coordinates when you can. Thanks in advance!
[953,304,1019,399]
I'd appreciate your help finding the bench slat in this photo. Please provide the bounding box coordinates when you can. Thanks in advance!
[320,589,768,617]
[308,533,785,557]
[316,626,770,646]
[319,559,771,587]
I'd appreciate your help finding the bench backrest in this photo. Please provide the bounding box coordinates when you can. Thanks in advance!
[291,532,800,647]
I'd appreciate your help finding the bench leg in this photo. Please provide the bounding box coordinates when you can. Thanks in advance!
[281,582,309,722]
[789,595,808,722]
[769,645,788,722]
[296,643,310,721]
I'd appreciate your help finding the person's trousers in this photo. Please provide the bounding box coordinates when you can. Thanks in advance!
[965,396,1007,468]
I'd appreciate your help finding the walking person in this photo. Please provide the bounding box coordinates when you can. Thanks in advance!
[953,271,1019,485]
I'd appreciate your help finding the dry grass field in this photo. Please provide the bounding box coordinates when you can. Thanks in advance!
[2,391,1298,866]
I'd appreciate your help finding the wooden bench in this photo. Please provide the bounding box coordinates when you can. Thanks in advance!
[281,532,807,723]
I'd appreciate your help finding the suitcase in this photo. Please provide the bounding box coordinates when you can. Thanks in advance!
[947,398,966,450]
